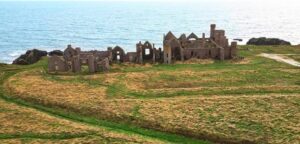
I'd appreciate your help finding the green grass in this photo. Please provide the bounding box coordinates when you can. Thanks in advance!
[0,59,211,143]
[288,55,300,61]
[131,105,143,118]
[26,46,300,100]
[1,45,300,143]
[0,94,210,144]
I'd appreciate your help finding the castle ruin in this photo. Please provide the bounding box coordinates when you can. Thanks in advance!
[48,24,237,73]
[48,45,111,73]
[163,24,237,64]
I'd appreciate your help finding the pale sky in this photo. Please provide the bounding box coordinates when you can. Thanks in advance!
[0,0,299,2]
[1,0,300,6]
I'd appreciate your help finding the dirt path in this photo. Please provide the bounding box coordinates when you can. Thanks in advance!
[259,53,300,67]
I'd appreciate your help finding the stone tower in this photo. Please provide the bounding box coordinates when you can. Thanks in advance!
[210,24,216,39]
[164,43,172,64]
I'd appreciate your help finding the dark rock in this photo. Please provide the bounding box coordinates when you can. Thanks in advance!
[13,49,48,65]
[247,37,291,45]
[233,38,243,42]
[49,50,63,56]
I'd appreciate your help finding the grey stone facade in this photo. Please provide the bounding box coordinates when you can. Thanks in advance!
[48,45,110,73]
[163,24,237,64]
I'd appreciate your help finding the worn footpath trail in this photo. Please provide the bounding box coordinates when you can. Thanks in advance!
[259,53,300,67]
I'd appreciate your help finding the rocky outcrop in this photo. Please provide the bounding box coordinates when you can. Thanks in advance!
[49,50,63,56]
[247,37,291,45]
[13,49,48,65]
[233,38,243,42]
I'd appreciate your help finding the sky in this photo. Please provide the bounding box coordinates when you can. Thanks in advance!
[0,0,299,2]
[0,0,299,7]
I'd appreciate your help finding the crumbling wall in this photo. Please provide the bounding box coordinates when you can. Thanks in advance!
[48,24,238,72]
[164,44,172,64]
[48,55,68,72]
[230,42,237,58]
[112,46,125,63]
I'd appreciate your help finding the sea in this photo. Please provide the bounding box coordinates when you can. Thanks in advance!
[0,1,300,64]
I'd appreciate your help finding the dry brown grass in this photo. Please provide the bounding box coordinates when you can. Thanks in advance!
[5,70,300,143]
[174,57,250,65]
[0,99,166,143]
[0,135,163,144]
[6,71,107,107]
[277,68,300,74]
[111,63,153,71]
[124,72,149,90]
[0,135,164,144]
[97,94,300,144]
[123,70,228,90]
[122,69,293,92]
[0,99,95,135]
[175,58,214,64]
[230,57,252,64]
[140,85,300,93]
[59,73,122,85]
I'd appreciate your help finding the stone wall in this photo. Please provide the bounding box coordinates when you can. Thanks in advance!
[48,24,238,73]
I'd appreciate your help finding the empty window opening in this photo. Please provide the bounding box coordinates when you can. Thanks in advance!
[145,49,150,55]
[191,51,194,56]
[55,66,59,71]
[117,55,120,60]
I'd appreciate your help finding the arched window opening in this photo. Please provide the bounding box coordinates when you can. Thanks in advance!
[145,48,150,55]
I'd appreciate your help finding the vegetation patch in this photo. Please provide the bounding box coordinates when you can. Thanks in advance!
[0,99,169,143]
[2,45,300,143]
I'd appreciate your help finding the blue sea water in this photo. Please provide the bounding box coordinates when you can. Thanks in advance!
[0,1,300,63]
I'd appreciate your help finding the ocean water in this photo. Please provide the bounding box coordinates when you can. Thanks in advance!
[0,1,300,63]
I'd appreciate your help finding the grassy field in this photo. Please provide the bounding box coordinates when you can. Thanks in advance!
[288,55,300,62]
[0,99,170,144]
[0,61,210,144]
[0,64,174,144]
[2,45,300,143]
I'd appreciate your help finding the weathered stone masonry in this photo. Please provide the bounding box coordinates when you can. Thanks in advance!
[48,24,237,73]
[163,24,237,64]
[48,45,111,73]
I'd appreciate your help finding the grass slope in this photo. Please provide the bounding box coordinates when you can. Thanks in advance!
[2,45,300,143]
[0,59,210,143]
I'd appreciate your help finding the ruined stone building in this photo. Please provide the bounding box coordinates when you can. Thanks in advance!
[109,41,163,64]
[163,24,237,64]
[48,45,110,73]
[135,41,163,64]
[48,24,238,73]
[111,46,125,63]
